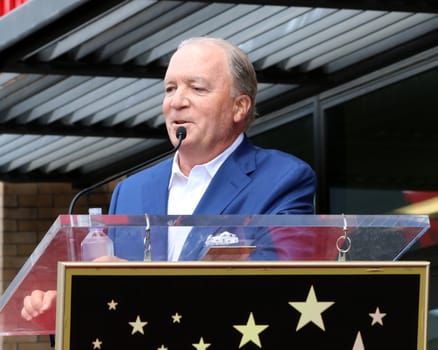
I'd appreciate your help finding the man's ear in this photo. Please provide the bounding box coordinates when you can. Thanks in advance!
[233,95,251,123]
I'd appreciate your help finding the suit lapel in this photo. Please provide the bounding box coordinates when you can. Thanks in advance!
[179,137,256,260]
[194,137,255,215]
[141,158,172,214]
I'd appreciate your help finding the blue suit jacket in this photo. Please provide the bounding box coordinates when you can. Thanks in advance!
[109,136,316,260]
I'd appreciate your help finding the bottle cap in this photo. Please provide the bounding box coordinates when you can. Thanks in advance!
[88,208,102,215]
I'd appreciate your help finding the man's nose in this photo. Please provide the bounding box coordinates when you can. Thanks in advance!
[170,88,189,108]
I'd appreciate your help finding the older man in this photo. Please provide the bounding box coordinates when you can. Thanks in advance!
[109,37,316,261]
[22,37,316,321]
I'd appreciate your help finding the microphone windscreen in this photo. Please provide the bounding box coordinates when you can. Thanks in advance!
[176,126,187,140]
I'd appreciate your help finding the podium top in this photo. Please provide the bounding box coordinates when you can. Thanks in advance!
[0,214,430,336]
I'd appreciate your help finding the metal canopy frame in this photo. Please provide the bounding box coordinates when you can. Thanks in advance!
[0,0,437,184]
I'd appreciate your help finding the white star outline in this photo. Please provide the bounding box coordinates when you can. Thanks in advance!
[172,312,182,323]
[369,306,387,326]
[92,338,102,349]
[352,331,365,350]
[107,299,118,310]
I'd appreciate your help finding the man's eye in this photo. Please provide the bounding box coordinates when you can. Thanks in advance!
[165,86,175,93]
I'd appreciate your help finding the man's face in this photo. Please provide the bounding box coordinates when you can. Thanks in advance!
[163,42,246,161]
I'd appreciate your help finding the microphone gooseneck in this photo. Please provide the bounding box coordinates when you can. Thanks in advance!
[68,127,187,214]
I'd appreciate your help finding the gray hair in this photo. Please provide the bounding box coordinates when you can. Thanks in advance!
[178,37,258,129]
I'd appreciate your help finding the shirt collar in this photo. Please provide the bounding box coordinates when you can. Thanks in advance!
[169,133,244,188]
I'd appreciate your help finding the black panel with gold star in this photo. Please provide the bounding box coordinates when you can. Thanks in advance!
[57,262,428,350]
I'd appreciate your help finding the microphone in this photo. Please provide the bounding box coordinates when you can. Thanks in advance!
[68,126,187,214]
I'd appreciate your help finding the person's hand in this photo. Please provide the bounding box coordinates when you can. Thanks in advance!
[21,289,57,321]
[21,256,126,321]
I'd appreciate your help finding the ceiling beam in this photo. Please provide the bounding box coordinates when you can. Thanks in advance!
[209,0,438,13]
[257,28,438,115]
[1,60,326,85]
[1,60,167,80]
[0,0,128,64]
[0,120,168,139]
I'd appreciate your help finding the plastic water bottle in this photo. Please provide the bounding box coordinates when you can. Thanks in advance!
[81,208,114,261]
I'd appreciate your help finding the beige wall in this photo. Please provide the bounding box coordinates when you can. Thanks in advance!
[0,181,114,349]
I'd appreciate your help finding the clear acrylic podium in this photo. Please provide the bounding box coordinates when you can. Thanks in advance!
[0,214,430,337]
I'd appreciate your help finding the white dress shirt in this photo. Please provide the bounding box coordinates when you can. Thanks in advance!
[167,133,243,260]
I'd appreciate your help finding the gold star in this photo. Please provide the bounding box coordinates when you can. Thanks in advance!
[92,338,102,349]
[129,315,148,335]
[233,312,269,348]
[158,345,168,350]
[289,285,334,331]
[192,337,211,350]
[107,299,118,310]
[172,312,182,323]
[369,307,386,326]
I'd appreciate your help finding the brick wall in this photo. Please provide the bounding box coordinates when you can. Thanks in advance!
[0,181,114,349]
